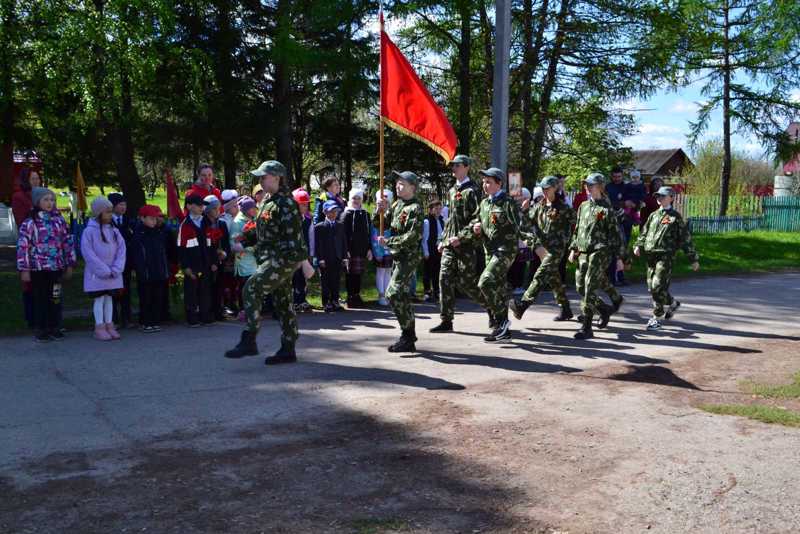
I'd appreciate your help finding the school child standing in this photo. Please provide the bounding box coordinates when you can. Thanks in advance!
[81,196,127,341]
[343,189,372,308]
[16,187,77,342]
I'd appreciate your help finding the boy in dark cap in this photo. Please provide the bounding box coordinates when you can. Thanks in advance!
[108,192,135,327]
[314,200,347,312]
[178,194,215,326]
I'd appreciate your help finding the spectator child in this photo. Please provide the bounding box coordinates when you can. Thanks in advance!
[313,176,346,224]
[371,189,394,306]
[229,196,259,320]
[178,195,216,326]
[12,167,42,327]
[314,200,347,312]
[130,205,170,333]
[108,192,134,327]
[422,200,444,302]
[343,189,372,308]
[292,188,314,312]
[203,195,230,321]
[81,196,127,341]
[16,187,77,342]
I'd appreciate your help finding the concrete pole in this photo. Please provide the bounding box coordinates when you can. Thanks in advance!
[491,0,511,175]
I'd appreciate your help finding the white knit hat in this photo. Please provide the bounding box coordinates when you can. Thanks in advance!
[375,189,393,203]
[91,196,113,217]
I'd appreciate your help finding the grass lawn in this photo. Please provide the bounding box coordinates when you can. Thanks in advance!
[698,404,800,428]
[2,231,798,337]
[50,186,170,213]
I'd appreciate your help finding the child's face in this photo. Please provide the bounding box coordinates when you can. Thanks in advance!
[254,191,265,203]
[100,208,113,224]
[396,180,415,200]
[188,203,205,216]
[113,202,127,216]
[325,209,338,221]
[657,195,673,208]
[38,194,55,212]
[205,206,220,220]
[482,177,501,197]
[298,202,309,215]
[351,196,362,209]
[246,207,259,218]
[587,183,603,200]
[141,215,158,228]
[226,205,239,217]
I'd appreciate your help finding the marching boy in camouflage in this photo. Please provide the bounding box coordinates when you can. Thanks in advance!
[509,176,576,322]
[375,171,424,353]
[634,186,700,330]
[451,168,520,342]
[224,161,308,364]
[429,154,487,333]
[568,173,625,340]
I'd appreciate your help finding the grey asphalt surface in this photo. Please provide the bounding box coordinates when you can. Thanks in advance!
[2,272,798,471]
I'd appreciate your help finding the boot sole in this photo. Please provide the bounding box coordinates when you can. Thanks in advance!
[224,350,259,359]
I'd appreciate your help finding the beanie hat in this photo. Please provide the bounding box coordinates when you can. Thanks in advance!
[237,195,256,212]
[108,192,125,206]
[221,189,239,203]
[203,195,221,212]
[138,204,163,218]
[375,189,393,203]
[32,187,54,210]
[348,189,364,200]
[91,196,114,217]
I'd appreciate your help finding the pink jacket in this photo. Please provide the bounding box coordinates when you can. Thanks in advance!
[80,218,126,292]
[16,210,77,272]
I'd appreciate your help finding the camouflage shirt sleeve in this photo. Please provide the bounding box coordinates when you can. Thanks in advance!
[676,212,700,263]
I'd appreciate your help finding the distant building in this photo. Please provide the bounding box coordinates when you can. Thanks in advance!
[632,148,693,182]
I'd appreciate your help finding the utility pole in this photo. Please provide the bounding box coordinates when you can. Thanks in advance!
[491,0,511,175]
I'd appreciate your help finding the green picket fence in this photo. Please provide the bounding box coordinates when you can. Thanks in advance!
[684,196,800,234]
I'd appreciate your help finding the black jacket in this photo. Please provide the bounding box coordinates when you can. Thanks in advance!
[314,220,346,262]
[130,222,169,282]
[177,215,217,275]
[343,208,371,258]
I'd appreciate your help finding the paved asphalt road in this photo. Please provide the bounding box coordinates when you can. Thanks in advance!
[2,272,799,471]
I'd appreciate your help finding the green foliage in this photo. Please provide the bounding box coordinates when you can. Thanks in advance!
[698,404,800,428]
[741,372,800,399]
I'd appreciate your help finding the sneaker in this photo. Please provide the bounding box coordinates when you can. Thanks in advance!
[333,301,345,311]
[49,330,65,341]
[151,325,162,332]
[484,320,511,342]
[665,300,681,320]
[647,317,662,330]
[142,326,157,333]
[324,304,335,313]
[188,322,202,328]
[378,296,389,306]
[35,332,52,343]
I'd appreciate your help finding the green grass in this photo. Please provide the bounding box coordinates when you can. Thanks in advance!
[50,186,170,212]
[698,404,800,428]
[350,518,409,534]
[740,372,800,399]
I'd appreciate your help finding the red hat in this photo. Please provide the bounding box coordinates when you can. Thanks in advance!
[138,204,163,218]
[292,188,311,204]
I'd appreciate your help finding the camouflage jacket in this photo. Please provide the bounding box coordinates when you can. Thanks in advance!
[569,197,624,256]
[249,188,308,265]
[372,196,423,261]
[459,191,521,258]
[441,179,481,247]
[636,206,699,262]
[521,200,576,254]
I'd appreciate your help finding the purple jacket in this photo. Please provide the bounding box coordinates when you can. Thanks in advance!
[80,218,126,292]
[16,210,77,272]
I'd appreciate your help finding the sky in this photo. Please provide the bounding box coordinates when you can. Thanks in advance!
[621,84,800,160]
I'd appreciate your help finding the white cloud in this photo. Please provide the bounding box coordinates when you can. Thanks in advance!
[625,134,686,150]
[668,99,702,114]
[790,89,800,103]
[638,123,683,135]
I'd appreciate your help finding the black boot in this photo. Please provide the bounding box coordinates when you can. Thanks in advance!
[574,314,594,340]
[265,341,297,365]
[553,302,573,322]
[388,329,416,353]
[488,312,498,329]
[596,302,612,329]
[225,330,259,358]
[508,298,531,321]
[429,320,453,333]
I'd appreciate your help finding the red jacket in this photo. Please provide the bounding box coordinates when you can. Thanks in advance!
[11,190,32,228]
[185,183,222,203]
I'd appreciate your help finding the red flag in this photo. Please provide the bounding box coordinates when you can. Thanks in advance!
[165,169,182,220]
[381,26,458,162]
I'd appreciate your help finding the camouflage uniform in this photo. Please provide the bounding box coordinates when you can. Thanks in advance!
[570,196,624,319]
[438,179,486,322]
[459,191,521,325]
[242,187,308,348]
[520,200,576,305]
[374,196,423,332]
[637,206,699,317]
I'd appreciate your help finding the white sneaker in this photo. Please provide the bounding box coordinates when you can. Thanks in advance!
[646,317,662,330]
[378,296,389,306]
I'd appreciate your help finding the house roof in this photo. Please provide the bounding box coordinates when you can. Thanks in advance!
[632,148,691,176]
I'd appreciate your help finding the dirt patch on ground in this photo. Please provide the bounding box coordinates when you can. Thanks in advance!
[2,339,800,533]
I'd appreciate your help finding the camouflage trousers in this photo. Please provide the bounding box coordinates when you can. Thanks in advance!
[646,253,674,317]
[478,252,515,324]
[386,255,420,331]
[243,259,299,346]
[575,249,613,317]
[522,248,569,306]
[438,246,487,322]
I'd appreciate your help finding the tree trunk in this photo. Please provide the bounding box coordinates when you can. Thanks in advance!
[273,0,294,188]
[520,0,549,187]
[344,100,353,197]
[214,0,237,189]
[719,0,731,217]
[479,4,494,107]
[528,0,570,183]
[112,68,146,215]
[0,1,15,203]
[457,0,472,154]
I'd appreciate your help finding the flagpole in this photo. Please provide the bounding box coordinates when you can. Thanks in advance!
[378,6,385,235]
